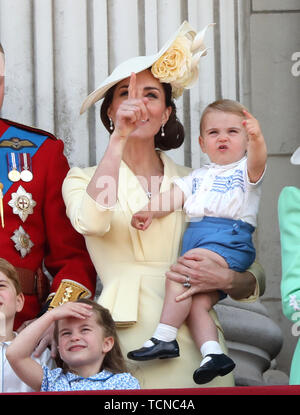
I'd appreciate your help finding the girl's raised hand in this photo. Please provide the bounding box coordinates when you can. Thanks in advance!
[51,302,93,321]
[113,72,149,139]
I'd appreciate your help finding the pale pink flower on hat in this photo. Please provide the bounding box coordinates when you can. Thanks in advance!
[151,23,214,98]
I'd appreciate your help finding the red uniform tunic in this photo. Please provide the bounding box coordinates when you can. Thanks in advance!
[0,118,97,328]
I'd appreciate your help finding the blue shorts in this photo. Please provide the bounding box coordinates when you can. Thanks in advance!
[180,216,256,300]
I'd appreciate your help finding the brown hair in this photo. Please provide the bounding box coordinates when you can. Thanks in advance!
[200,99,248,136]
[100,69,185,150]
[54,299,128,374]
[0,258,21,294]
[0,43,3,54]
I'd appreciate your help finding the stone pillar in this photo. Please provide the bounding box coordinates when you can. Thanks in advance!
[215,298,286,386]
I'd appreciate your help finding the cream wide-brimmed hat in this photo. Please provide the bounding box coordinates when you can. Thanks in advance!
[291,147,300,165]
[80,21,214,114]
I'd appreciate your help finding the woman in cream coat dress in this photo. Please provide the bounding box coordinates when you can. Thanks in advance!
[62,22,264,389]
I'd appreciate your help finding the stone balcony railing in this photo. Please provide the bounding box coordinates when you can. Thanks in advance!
[215,298,287,386]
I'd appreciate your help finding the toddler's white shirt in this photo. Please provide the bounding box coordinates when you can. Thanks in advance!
[174,157,265,227]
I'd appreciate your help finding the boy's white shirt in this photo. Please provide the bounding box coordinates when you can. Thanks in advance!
[0,332,55,392]
[174,156,266,227]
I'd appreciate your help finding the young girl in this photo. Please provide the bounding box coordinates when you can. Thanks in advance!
[128,99,267,384]
[6,299,140,391]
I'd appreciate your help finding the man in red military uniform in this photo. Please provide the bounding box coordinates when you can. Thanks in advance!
[0,44,97,329]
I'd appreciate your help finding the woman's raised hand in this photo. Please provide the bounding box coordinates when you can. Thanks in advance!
[113,72,149,139]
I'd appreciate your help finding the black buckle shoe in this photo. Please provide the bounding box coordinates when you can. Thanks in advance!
[127,338,180,361]
[193,353,235,384]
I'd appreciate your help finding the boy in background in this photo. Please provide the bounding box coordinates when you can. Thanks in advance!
[0,258,54,392]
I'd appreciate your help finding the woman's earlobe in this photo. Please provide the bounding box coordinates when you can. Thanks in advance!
[162,106,172,125]
[107,107,112,119]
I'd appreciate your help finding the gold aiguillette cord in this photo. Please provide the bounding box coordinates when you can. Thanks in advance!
[0,182,4,228]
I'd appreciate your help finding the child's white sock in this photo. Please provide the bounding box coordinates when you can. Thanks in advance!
[200,340,223,366]
[143,323,178,347]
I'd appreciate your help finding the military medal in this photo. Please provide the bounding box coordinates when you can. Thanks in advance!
[20,153,33,182]
[8,169,20,182]
[7,152,21,182]
[11,225,34,258]
[8,185,36,222]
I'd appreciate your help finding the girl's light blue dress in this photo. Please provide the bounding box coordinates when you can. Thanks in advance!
[41,366,140,391]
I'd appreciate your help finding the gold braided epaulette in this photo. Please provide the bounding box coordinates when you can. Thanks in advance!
[48,279,91,309]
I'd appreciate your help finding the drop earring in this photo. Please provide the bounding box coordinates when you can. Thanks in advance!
[109,118,114,131]
[161,124,165,137]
